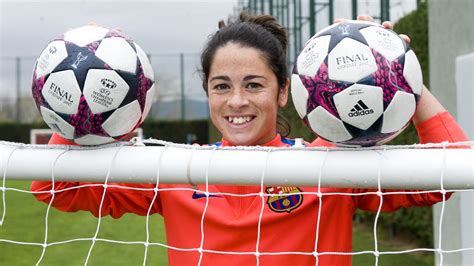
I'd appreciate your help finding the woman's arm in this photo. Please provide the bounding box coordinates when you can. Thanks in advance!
[412,85,447,126]
[30,133,162,218]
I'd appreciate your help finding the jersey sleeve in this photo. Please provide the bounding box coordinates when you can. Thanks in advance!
[355,188,446,212]
[416,111,468,144]
[356,111,468,212]
[308,137,335,148]
[30,133,162,218]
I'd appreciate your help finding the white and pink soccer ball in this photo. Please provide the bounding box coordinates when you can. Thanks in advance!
[291,21,423,147]
[32,25,155,145]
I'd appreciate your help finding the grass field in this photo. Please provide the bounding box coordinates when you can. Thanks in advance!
[1,181,433,265]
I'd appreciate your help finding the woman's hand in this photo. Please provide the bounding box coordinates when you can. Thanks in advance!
[335,14,411,44]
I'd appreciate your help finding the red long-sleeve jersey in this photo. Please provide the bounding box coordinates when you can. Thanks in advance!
[31,112,467,265]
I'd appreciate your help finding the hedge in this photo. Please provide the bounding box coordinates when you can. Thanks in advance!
[0,120,209,145]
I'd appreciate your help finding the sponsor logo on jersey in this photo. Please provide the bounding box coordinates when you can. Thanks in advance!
[348,100,374,117]
[266,186,303,213]
[191,191,221,199]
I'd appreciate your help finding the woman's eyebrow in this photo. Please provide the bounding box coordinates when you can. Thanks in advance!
[244,75,266,81]
[209,75,230,82]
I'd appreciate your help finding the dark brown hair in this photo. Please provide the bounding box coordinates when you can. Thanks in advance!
[201,13,287,91]
[201,12,291,136]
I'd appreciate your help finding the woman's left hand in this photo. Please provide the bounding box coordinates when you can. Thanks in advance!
[335,14,411,44]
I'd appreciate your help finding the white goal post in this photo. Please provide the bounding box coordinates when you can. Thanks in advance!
[1,139,473,266]
[0,140,473,189]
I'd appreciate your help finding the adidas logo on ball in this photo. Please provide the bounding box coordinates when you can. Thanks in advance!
[348,100,374,117]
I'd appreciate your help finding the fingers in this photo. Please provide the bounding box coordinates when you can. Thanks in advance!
[335,15,411,44]
[356,14,374,22]
[335,14,375,24]
[85,22,122,32]
[382,20,411,44]
[337,15,389,25]
[382,21,393,30]
[399,34,411,44]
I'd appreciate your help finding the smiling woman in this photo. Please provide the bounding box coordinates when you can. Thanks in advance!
[29,12,468,266]
[207,43,288,145]
[201,13,291,146]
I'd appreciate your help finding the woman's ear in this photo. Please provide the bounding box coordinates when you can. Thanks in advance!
[278,79,290,108]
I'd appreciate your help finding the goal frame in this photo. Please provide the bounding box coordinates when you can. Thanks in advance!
[1,140,473,189]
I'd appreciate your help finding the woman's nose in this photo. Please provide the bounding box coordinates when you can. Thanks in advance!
[227,89,249,109]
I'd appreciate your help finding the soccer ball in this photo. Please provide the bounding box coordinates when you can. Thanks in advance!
[31,25,155,145]
[291,21,423,146]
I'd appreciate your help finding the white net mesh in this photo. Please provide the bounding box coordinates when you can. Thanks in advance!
[0,140,473,265]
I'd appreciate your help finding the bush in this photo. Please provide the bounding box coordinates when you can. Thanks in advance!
[141,119,208,144]
[0,120,209,145]
[0,122,47,143]
[393,1,429,84]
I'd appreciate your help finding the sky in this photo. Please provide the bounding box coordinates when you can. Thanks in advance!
[0,0,237,56]
[0,0,238,100]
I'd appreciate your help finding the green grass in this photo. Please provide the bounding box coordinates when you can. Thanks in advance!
[1,181,433,265]
[352,223,434,266]
[0,181,168,265]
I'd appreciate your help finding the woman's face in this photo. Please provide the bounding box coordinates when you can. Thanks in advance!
[207,43,288,146]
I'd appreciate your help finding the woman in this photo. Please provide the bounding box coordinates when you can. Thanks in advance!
[31,13,467,265]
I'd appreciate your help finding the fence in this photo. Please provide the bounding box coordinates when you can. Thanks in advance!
[0,0,421,124]
[232,0,420,76]
[0,53,208,124]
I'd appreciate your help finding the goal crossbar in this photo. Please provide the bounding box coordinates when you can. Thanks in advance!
[1,141,473,189]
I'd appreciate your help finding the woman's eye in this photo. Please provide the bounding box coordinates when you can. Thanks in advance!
[213,84,229,91]
[246,83,262,89]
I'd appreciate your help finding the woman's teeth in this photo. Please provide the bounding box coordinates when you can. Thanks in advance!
[228,116,252,125]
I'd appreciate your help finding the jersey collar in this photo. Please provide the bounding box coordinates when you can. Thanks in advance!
[221,134,288,147]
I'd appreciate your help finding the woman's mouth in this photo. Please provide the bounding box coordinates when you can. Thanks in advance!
[226,116,255,125]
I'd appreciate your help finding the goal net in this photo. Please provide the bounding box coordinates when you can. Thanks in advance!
[0,139,473,265]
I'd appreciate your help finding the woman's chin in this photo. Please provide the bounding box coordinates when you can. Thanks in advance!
[226,135,256,146]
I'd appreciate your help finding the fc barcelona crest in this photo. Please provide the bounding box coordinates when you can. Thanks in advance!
[266,186,303,213]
